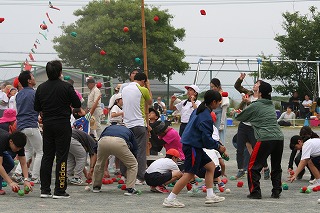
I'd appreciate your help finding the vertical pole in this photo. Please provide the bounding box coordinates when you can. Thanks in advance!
[257,58,262,80]
[141,0,148,77]
[167,72,170,107]
[317,62,320,98]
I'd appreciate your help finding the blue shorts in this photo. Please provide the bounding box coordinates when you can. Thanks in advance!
[311,156,320,170]
[183,144,212,174]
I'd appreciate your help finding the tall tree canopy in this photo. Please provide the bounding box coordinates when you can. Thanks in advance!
[261,6,320,99]
[53,0,189,81]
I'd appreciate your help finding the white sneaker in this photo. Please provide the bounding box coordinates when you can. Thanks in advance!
[309,179,316,184]
[307,181,320,189]
[135,179,146,185]
[163,198,185,208]
[205,195,225,204]
[40,193,53,198]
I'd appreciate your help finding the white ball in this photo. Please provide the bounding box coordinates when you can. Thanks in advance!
[225,188,231,194]
[318,199,320,204]
[85,186,91,191]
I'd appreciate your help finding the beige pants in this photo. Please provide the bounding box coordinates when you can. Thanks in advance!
[93,136,137,189]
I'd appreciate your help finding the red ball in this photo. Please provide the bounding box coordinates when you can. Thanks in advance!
[186,183,192,191]
[102,179,108,184]
[219,38,224,42]
[86,179,92,184]
[221,178,228,184]
[12,187,19,193]
[200,10,206,15]
[0,18,5,23]
[289,171,294,176]
[100,50,106,56]
[222,91,228,97]
[202,187,207,192]
[121,184,127,190]
[117,174,122,178]
[312,187,318,192]
[29,182,35,186]
[153,16,159,22]
[237,181,244,187]
[123,26,129,32]
[118,179,124,184]
[219,187,224,192]
[112,177,117,182]
[96,82,102,88]
[302,186,307,192]
[40,24,47,30]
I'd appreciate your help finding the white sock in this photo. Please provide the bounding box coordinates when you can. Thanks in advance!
[206,188,215,197]
[167,192,177,201]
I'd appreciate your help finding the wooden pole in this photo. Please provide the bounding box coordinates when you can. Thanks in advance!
[141,0,148,77]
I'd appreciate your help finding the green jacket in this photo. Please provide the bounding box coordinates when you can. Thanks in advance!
[235,99,284,141]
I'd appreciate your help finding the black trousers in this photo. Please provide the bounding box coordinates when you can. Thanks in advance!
[40,123,71,194]
[247,140,283,196]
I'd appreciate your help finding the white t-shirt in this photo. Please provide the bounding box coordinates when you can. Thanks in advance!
[122,82,151,128]
[175,100,201,123]
[109,105,123,123]
[8,94,17,110]
[203,149,221,167]
[301,138,320,160]
[302,99,312,109]
[146,158,179,174]
[0,91,9,110]
[108,94,117,109]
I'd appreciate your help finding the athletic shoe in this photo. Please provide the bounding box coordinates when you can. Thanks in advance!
[307,181,320,189]
[309,179,316,184]
[247,193,262,199]
[30,177,41,184]
[187,187,201,196]
[0,189,6,195]
[155,185,170,193]
[53,192,70,199]
[40,192,53,198]
[11,173,24,184]
[92,187,101,193]
[124,188,140,196]
[135,179,146,185]
[236,170,246,179]
[271,191,281,198]
[264,168,270,180]
[162,198,185,208]
[150,186,157,192]
[205,195,225,204]
[70,177,86,185]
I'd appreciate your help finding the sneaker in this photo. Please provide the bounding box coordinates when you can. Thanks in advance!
[124,188,140,196]
[264,168,270,180]
[92,187,101,193]
[247,193,262,199]
[11,173,24,184]
[236,170,246,179]
[307,181,320,189]
[70,177,86,185]
[155,185,170,193]
[0,189,6,195]
[187,187,201,196]
[163,198,185,208]
[205,195,225,204]
[53,192,70,199]
[213,185,220,193]
[150,186,157,192]
[309,179,316,184]
[30,177,41,184]
[135,179,146,185]
[271,192,281,198]
[40,192,53,198]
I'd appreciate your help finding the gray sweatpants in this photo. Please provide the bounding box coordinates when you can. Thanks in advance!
[67,138,87,178]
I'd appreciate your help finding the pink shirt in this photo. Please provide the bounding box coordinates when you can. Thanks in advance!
[159,128,185,160]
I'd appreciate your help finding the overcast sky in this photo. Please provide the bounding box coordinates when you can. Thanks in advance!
[1,0,319,98]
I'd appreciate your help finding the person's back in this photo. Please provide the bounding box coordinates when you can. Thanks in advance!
[35,79,80,124]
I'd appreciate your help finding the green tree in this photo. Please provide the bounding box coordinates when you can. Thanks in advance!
[261,6,320,99]
[53,0,189,82]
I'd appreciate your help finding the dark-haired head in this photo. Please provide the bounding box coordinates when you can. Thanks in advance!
[46,60,62,80]
[9,131,27,148]
[259,81,272,100]
[299,126,319,139]
[18,71,32,87]
[210,78,221,91]
[289,135,302,150]
[196,90,222,115]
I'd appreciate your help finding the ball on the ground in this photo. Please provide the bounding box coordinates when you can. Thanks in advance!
[237,181,244,187]
[112,178,117,182]
[121,184,127,190]
[221,178,228,184]
[118,179,124,184]
[85,186,90,191]
[302,186,308,192]
[18,189,24,196]
[202,186,207,192]
[2,182,7,187]
[136,190,142,195]
[282,183,288,190]
[219,187,224,192]
[225,188,231,194]
[305,188,311,194]
[230,176,236,180]
[12,187,19,193]
[86,179,92,184]
[102,179,108,184]
[117,184,122,189]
